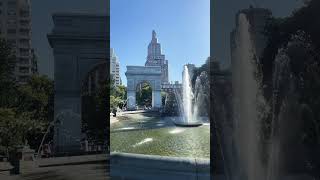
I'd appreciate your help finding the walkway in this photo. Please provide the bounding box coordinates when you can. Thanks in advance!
[0,154,109,180]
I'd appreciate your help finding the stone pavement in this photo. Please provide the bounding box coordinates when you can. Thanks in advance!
[0,154,109,180]
[1,163,109,180]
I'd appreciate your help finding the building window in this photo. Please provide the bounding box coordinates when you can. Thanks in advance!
[20,20,29,26]
[19,67,29,73]
[19,38,29,44]
[7,29,16,34]
[20,10,29,17]
[19,48,29,56]
[20,58,29,65]
[19,28,29,36]
[7,1,17,6]
[19,76,29,83]
[7,9,16,16]
[7,39,16,47]
[7,19,17,26]
[19,39,29,47]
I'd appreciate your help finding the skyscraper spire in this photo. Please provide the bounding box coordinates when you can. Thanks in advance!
[153,30,156,38]
[152,30,157,43]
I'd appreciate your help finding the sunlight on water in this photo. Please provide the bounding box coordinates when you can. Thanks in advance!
[115,127,135,131]
[133,138,153,147]
[169,128,186,134]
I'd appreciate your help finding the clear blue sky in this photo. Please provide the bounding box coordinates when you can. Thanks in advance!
[111,0,210,86]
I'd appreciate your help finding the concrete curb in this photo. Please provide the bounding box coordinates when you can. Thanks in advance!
[37,154,108,167]
[110,152,210,180]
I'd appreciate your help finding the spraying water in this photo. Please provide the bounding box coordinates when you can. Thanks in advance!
[173,65,205,127]
[232,13,265,180]
[182,65,195,123]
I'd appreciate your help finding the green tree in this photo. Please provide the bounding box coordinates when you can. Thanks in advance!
[0,108,44,157]
[82,79,109,144]
[14,75,54,150]
[110,95,121,110]
[161,91,167,106]
[136,83,152,107]
[109,74,127,110]
[17,75,54,122]
[163,92,179,116]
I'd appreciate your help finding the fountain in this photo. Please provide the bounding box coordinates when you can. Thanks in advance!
[230,13,267,180]
[173,65,203,127]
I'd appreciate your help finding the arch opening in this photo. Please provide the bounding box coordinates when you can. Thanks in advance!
[80,62,108,152]
[135,81,153,110]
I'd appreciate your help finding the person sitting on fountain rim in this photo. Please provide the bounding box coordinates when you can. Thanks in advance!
[112,108,117,117]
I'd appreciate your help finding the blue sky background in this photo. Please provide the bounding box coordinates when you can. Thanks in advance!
[111,0,210,85]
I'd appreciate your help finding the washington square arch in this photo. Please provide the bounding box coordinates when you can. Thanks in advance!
[126,66,162,110]
[47,13,109,153]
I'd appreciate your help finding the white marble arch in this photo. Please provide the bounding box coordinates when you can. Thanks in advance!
[47,13,108,153]
[125,66,162,110]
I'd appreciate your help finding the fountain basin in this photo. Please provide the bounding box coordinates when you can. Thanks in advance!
[111,113,210,158]
[172,118,203,127]
[173,121,203,127]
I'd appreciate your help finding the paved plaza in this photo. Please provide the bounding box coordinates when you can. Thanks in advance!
[0,155,109,180]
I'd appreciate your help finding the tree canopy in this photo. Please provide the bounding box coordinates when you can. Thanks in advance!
[0,39,54,155]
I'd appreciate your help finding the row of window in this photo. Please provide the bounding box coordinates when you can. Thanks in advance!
[0,9,30,17]
[19,58,30,65]
[0,1,17,7]
[6,48,30,56]
[19,67,29,73]
[18,75,29,83]
[19,48,29,56]
[6,38,29,45]
[5,19,30,26]
[6,28,30,35]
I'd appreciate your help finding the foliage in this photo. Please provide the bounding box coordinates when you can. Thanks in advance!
[161,91,167,106]
[162,92,179,116]
[0,108,44,156]
[258,0,320,145]
[136,83,152,107]
[17,75,54,149]
[82,78,109,144]
[260,0,320,100]
[17,75,54,122]
[109,74,126,109]
[192,58,210,89]
[110,95,122,110]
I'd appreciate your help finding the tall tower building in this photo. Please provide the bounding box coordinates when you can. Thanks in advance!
[110,48,121,86]
[145,30,169,83]
[0,0,37,83]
